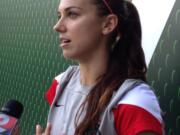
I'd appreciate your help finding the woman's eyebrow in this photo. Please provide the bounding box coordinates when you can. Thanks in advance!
[58,6,83,14]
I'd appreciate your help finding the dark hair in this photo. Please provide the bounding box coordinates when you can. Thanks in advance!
[75,0,147,134]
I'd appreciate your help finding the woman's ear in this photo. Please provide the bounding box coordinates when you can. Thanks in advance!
[102,14,118,35]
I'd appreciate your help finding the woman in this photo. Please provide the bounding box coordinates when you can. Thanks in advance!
[36,0,164,134]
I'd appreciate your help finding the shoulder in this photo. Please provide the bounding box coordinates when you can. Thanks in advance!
[112,81,163,135]
[45,65,79,105]
[117,82,162,123]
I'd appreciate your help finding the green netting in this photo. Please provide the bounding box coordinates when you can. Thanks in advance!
[0,0,73,134]
[0,0,180,135]
[147,0,180,134]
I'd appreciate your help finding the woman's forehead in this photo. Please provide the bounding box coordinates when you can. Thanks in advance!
[58,0,93,11]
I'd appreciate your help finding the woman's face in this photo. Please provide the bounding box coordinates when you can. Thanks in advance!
[54,0,106,61]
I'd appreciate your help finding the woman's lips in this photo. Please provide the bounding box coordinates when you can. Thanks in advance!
[60,37,71,47]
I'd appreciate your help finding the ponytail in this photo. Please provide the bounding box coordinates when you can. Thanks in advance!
[111,1,147,81]
[75,1,147,134]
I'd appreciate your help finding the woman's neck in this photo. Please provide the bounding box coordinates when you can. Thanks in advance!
[79,51,109,86]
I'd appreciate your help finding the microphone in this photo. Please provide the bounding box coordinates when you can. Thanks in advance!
[0,100,23,135]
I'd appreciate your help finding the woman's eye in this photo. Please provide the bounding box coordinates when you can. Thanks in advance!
[68,12,78,19]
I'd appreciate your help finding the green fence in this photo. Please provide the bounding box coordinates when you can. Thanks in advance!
[0,0,180,135]
[0,0,72,134]
[147,0,180,134]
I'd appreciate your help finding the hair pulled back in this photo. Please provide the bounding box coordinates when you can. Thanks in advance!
[75,0,147,134]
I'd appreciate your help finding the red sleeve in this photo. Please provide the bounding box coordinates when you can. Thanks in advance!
[45,80,58,105]
[112,104,163,135]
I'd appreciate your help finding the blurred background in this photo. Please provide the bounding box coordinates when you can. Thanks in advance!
[0,0,179,134]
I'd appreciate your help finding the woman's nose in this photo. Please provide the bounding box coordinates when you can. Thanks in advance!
[53,19,66,33]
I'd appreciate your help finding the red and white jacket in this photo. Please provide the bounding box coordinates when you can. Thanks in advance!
[45,66,163,135]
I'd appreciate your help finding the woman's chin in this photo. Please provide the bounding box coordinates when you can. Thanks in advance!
[63,52,76,60]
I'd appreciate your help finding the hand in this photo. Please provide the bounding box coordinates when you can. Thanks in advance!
[36,123,52,135]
